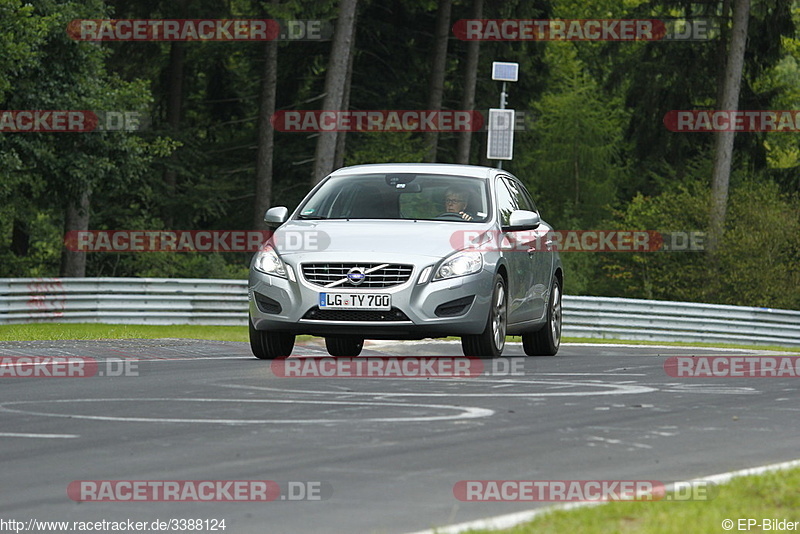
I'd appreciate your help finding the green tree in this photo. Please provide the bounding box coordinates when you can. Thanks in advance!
[0,0,173,276]
[600,171,800,308]
[517,45,629,228]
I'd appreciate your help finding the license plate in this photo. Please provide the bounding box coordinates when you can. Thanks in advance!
[319,293,391,310]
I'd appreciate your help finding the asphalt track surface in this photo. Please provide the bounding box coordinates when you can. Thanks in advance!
[0,338,798,533]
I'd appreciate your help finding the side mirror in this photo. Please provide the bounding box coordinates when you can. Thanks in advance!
[264,206,289,226]
[505,209,541,231]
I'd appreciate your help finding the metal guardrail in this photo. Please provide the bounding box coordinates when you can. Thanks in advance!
[1,278,798,347]
[0,278,248,327]
[563,295,800,347]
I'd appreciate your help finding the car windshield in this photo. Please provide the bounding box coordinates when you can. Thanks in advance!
[296,173,490,222]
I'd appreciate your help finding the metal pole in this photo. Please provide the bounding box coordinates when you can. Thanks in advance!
[497,82,507,169]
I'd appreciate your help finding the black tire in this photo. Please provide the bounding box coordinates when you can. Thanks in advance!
[249,319,295,359]
[325,336,364,357]
[461,274,507,359]
[522,277,562,356]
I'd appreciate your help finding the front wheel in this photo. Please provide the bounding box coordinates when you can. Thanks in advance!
[249,320,295,359]
[325,336,364,357]
[522,277,562,356]
[461,274,507,358]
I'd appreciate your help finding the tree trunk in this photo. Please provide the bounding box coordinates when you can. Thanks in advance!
[253,7,279,228]
[334,22,357,170]
[456,0,482,164]
[424,0,453,163]
[11,219,29,256]
[162,46,184,228]
[312,0,359,185]
[166,42,184,132]
[715,0,732,108]
[162,0,189,227]
[478,131,489,167]
[708,0,749,254]
[60,188,90,277]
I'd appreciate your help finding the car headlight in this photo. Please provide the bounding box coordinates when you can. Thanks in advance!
[434,251,483,281]
[253,245,288,278]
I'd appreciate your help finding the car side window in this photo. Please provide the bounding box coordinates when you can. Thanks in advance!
[517,182,539,214]
[495,177,518,226]
[503,177,536,213]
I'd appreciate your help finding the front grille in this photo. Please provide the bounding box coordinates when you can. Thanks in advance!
[302,307,410,322]
[302,263,413,289]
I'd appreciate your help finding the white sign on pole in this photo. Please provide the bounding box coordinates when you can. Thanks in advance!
[487,109,515,160]
[491,62,519,82]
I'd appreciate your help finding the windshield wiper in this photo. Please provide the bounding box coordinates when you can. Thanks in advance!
[297,215,327,219]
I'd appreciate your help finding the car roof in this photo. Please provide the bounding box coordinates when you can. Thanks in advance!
[328,163,502,180]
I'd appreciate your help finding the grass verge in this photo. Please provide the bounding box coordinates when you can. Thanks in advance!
[0,323,251,342]
[0,324,797,352]
[457,466,800,534]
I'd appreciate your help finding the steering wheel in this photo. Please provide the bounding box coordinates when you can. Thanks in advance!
[436,212,470,220]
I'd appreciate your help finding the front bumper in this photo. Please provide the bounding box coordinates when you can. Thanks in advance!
[249,253,494,339]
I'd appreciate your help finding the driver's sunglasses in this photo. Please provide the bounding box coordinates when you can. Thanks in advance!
[445,197,467,205]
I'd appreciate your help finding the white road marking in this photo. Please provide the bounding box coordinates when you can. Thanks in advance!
[214,379,657,397]
[0,432,78,439]
[587,435,653,449]
[536,372,648,376]
[0,398,494,424]
[659,384,759,395]
[557,343,787,353]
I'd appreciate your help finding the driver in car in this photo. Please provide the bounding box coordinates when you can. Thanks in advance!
[444,187,474,221]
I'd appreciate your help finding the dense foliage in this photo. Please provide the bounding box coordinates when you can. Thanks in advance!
[1,0,798,308]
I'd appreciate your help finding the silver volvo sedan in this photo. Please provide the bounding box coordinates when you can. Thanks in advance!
[249,163,563,359]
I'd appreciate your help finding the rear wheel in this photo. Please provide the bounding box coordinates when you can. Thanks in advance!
[325,336,364,357]
[461,274,507,358]
[249,319,295,359]
[522,277,561,356]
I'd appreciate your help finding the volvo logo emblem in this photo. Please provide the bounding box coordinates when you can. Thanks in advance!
[347,267,366,285]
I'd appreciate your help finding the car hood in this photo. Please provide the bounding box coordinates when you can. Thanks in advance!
[272,219,491,259]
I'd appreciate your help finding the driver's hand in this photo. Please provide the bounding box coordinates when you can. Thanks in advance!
[459,211,473,221]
